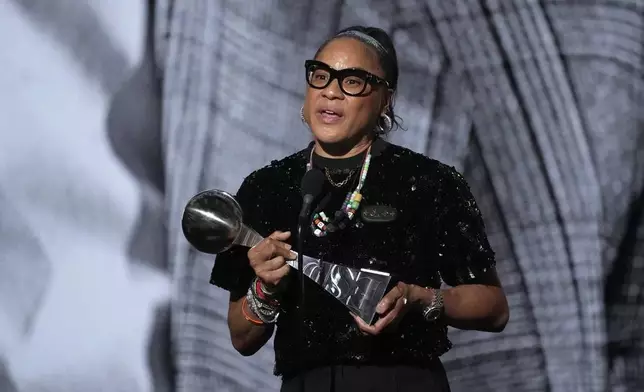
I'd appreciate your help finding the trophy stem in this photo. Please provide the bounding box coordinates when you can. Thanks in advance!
[233,224,264,248]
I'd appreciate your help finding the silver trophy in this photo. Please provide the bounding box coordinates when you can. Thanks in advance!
[182,189,391,324]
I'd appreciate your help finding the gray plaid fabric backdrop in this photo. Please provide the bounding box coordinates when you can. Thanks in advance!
[157,1,643,392]
[0,1,642,392]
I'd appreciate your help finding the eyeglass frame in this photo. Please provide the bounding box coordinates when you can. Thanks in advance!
[304,60,391,96]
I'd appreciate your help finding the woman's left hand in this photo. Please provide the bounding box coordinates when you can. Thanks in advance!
[353,282,415,335]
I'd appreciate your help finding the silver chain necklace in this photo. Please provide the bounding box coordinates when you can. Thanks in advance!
[324,167,356,187]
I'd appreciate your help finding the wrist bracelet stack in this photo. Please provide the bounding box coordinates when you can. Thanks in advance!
[243,277,280,325]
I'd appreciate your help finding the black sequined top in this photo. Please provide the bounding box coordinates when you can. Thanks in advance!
[211,138,496,378]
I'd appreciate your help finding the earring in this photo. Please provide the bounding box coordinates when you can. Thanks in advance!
[378,113,393,134]
[300,106,306,124]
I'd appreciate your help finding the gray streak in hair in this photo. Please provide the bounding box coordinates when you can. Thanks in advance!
[335,30,388,56]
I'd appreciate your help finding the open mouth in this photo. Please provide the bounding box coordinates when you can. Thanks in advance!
[317,109,344,124]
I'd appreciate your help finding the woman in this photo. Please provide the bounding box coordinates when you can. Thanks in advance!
[211,26,509,391]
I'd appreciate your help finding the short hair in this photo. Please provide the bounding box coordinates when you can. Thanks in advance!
[315,26,402,134]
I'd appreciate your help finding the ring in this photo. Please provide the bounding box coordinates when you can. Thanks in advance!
[402,297,408,305]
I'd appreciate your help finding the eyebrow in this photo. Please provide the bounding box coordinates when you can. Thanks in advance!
[314,61,378,75]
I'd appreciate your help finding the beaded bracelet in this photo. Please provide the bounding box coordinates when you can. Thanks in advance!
[246,285,280,324]
[249,295,279,323]
[253,278,280,307]
[241,297,264,325]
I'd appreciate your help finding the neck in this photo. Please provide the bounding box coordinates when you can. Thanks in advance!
[314,134,374,159]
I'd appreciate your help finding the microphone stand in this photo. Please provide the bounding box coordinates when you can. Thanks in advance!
[296,217,306,390]
[297,195,314,311]
[297,198,313,390]
[297,216,306,306]
[295,165,322,389]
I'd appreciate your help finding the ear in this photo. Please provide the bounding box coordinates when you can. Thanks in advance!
[380,90,394,116]
[302,97,312,123]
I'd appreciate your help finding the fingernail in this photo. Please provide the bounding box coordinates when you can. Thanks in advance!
[289,251,297,259]
[377,301,386,313]
[285,244,292,250]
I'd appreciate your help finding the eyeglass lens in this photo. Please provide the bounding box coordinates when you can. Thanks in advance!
[307,67,369,96]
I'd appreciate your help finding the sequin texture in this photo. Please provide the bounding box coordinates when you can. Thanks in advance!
[211,139,496,377]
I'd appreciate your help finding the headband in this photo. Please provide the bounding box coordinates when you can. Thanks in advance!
[335,30,388,56]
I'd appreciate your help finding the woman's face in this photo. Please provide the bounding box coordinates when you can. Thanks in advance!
[303,37,390,148]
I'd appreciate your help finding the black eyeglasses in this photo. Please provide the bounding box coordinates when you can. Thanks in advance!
[304,60,390,96]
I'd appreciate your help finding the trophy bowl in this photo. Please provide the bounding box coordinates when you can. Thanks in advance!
[180,188,391,324]
[181,189,243,254]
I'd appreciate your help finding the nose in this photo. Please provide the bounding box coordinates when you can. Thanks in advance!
[321,77,344,100]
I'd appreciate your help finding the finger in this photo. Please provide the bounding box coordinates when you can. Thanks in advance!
[260,264,291,284]
[261,239,294,258]
[250,241,294,265]
[257,256,287,272]
[367,295,407,334]
[269,231,291,241]
[269,242,296,260]
[252,234,290,254]
[396,282,409,297]
[368,312,398,335]
[248,238,271,259]
[377,290,401,314]
[376,283,409,314]
[353,314,378,335]
[274,240,295,255]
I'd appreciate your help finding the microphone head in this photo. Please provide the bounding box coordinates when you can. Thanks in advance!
[301,169,325,198]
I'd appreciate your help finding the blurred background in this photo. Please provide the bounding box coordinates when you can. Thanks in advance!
[0,0,642,391]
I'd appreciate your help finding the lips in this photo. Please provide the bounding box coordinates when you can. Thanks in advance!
[316,108,344,124]
[320,109,341,115]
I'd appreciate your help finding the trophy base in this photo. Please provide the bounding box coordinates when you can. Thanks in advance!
[287,254,390,325]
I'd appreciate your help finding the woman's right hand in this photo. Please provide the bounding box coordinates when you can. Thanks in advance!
[247,231,296,289]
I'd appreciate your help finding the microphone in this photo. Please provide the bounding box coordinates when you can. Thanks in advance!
[295,169,324,370]
[298,169,324,221]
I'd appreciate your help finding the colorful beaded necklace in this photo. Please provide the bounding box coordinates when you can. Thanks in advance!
[307,144,372,237]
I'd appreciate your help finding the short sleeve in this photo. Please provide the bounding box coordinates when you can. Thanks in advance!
[435,166,496,286]
[209,175,258,295]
